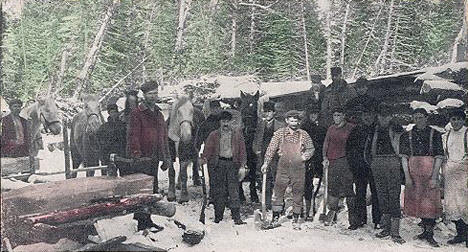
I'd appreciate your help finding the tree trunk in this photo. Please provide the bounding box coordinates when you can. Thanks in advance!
[142,1,158,82]
[340,1,350,67]
[451,0,467,63]
[249,0,256,54]
[375,0,394,74]
[325,10,332,79]
[230,1,238,59]
[175,0,192,55]
[301,1,311,81]
[389,1,400,71]
[206,0,219,46]
[56,45,72,92]
[73,0,119,99]
[351,1,384,79]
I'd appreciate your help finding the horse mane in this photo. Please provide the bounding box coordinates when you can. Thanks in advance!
[171,96,191,113]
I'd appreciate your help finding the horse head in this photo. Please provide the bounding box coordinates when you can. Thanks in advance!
[169,96,194,143]
[82,95,103,135]
[36,95,62,135]
[240,91,259,137]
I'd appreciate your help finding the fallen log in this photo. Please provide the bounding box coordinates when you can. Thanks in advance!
[77,236,127,251]
[21,194,175,226]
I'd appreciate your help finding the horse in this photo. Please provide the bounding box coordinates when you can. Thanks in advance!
[20,95,62,157]
[238,90,260,203]
[70,95,104,178]
[167,96,206,203]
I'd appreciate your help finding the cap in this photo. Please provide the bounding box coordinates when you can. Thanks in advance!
[331,106,345,114]
[125,88,139,96]
[219,111,232,121]
[412,108,428,116]
[263,101,275,112]
[310,75,322,83]
[7,98,23,107]
[106,103,118,111]
[448,108,466,119]
[305,103,321,113]
[140,80,159,94]
[284,110,303,119]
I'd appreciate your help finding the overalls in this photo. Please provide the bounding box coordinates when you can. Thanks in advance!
[272,129,305,215]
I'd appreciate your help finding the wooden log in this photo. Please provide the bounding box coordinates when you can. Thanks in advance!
[77,236,127,251]
[21,194,175,226]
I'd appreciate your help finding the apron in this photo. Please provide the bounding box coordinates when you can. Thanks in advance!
[443,128,468,223]
[403,129,442,218]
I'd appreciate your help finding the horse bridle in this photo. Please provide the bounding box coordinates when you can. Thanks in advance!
[40,112,60,133]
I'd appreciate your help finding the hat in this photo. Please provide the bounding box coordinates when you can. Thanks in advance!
[331,67,342,76]
[412,108,428,116]
[284,110,303,119]
[106,103,118,111]
[125,88,139,96]
[140,80,159,94]
[331,106,345,114]
[377,103,393,116]
[448,108,466,119]
[263,101,275,112]
[210,100,221,108]
[355,77,369,87]
[219,111,232,121]
[310,75,322,83]
[8,98,23,107]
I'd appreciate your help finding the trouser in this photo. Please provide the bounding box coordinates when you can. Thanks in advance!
[272,164,305,214]
[354,170,382,224]
[371,156,401,218]
[265,158,279,209]
[328,195,357,226]
[211,158,241,211]
[304,165,315,201]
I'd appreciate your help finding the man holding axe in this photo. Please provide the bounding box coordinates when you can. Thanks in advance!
[126,80,174,231]
[261,110,314,230]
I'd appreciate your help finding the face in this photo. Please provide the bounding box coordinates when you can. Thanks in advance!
[220,119,231,129]
[361,112,375,126]
[332,112,345,125]
[144,89,158,105]
[450,116,464,131]
[127,95,138,109]
[10,104,22,116]
[331,72,342,82]
[286,117,300,130]
[308,112,319,122]
[265,110,275,120]
[356,86,368,95]
[412,112,428,127]
[378,114,392,127]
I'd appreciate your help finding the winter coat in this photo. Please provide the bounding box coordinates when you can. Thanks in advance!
[202,128,247,167]
[1,114,30,157]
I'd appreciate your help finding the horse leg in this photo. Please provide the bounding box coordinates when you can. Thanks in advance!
[167,165,176,202]
[191,156,201,186]
[178,160,190,203]
[247,151,259,203]
[70,145,81,179]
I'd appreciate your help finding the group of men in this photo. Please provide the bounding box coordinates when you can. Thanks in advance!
[1,67,467,248]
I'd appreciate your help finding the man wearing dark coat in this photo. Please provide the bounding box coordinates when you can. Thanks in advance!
[252,101,286,209]
[96,103,127,176]
[1,99,31,158]
[201,111,247,225]
[346,106,381,230]
[127,80,173,231]
[301,104,327,221]
[345,77,380,124]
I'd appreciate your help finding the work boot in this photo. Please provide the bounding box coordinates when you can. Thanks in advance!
[271,211,281,224]
[447,220,467,245]
[292,213,301,230]
[324,210,336,226]
[178,189,189,203]
[231,208,247,225]
[425,224,439,248]
[390,218,405,244]
[304,200,313,222]
[376,214,391,238]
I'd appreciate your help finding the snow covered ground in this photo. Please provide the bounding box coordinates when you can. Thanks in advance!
[7,133,468,251]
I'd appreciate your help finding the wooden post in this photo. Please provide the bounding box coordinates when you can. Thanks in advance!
[62,119,71,179]
[28,120,36,174]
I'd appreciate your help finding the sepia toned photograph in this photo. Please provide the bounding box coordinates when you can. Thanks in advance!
[1,0,467,251]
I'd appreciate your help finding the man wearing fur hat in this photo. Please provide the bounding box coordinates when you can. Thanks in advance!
[261,110,315,229]
[1,98,31,157]
[443,108,468,248]
[253,101,286,210]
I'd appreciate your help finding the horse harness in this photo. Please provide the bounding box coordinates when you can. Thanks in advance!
[39,111,60,134]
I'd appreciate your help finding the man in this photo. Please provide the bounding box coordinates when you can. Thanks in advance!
[127,80,174,231]
[346,106,381,230]
[1,98,30,157]
[320,67,357,128]
[306,75,325,109]
[345,77,380,124]
[261,110,315,230]
[301,104,327,221]
[194,100,222,203]
[322,107,356,227]
[365,104,405,244]
[252,101,286,210]
[443,108,467,248]
[399,108,444,247]
[201,111,247,225]
[96,103,127,176]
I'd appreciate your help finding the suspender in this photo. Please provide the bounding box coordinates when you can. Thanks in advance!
[409,127,434,157]
[446,127,468,159]
[370,126,399,157]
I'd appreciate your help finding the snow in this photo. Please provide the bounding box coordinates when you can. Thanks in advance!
[4,134,468,252]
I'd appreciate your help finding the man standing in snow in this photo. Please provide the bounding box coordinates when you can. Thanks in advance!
[201,111,247,225]
[443,108,468,248]
[261,110,315,229]
[399,108,444,247]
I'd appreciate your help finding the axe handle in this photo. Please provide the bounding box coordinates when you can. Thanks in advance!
[322,163,328,215]
[261,172,267,220]
[109,154,152,164]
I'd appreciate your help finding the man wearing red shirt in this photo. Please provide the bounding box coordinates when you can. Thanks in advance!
[1,98,30,158]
